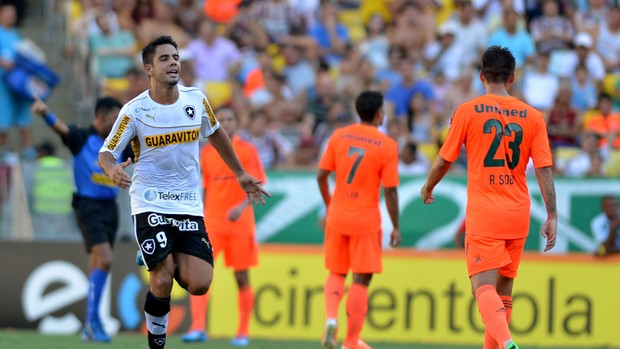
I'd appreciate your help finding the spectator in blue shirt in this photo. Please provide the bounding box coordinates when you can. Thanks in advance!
[488,9,536,68]
[309,0,349,66]
[385,59,434,119]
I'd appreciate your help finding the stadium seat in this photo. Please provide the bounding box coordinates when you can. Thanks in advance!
[581,109,600,128]
[603,73,620,97]
[554,146,581,162]
[102,77,129,95]
[605,150,620,177]
[203,81,233,109]
[418,143,439,162]
[339,9,366,43]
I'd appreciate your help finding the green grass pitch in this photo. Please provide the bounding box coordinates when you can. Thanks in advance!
[1,330,617,349]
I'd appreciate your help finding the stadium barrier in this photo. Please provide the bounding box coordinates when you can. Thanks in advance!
[1,242,617,347]
[3,166,619,254]
[252,171,618,253]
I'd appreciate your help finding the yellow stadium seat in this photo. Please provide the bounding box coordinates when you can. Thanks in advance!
[605,150,620,177]
[418,143,438,162]
[554,146,581,162]
[603,73,620,96]
[339,9,362,28]
[339,9,366,43]
[347,25,367,43]
[103,78,129,93]
[65,0,83,34]
[581,109,600,128]
[203,81,233,109]
[435,0,455,26]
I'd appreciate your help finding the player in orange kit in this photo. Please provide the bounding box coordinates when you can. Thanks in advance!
[181,107,266,346]
[421,46,558,349]
[317,90,401,349]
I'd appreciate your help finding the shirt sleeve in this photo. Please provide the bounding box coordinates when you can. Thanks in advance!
[530,112,553,168]
[62,126,90,156]
[439,107,468,162]
[318,134,336,171]
[99,110,136,160]
[381,140,400,188]
[201,95,221,137]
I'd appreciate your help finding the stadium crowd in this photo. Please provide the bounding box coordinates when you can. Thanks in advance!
[36,0,614,177]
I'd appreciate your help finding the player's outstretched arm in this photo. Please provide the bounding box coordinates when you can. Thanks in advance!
[535,166,558,252]
[31,94,69,137]
[209,127,269,205]
[99,152,132,189]
[421,156,452,204]
[384,186,401,247]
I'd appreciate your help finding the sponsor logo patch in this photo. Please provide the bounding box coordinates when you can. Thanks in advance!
[144,188,158,202]
[107,115,131,150]
[144,128,200,148]
[147,213,199,231]
[203,98,217,127]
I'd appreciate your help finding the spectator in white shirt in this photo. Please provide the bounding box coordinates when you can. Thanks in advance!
[596,6,620,72]
[398,141,430,175]
[557,32,606,85]
[591,196,620,256]
[447,0,488,69]
[522,50,559,111]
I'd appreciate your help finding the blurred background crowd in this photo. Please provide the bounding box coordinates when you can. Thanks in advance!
[4,0,620,177]
[66,0,620,178]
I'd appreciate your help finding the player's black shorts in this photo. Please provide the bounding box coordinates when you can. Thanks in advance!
[133,212,214,270]
[72,194,119,253]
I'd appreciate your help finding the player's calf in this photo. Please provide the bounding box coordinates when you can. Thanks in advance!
[144,291,170,349]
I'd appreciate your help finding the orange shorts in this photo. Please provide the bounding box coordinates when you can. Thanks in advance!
[209,233,258,271]
[465,233,527,278]
[324,227,382,274]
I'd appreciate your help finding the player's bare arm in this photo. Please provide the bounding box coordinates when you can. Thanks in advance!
[421,156,453,204]
[209,127,270,205]
[317,168,332,207]
[228,200,250,222]
[384,186,401,247]
[98,151,132,189]
[535,166,558,252]
[31,94,70,137]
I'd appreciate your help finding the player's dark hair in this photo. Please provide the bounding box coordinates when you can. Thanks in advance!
[355,91,384,122]
[142,35,178,65]
[95,96,123,116]
[481,45,516,84]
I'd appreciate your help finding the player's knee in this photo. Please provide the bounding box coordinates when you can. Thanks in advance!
[151,273,175,294]
[94,254,113,271]
[187,280,212,296]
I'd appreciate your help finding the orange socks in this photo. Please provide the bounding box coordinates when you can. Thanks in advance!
[324,274,346,319]
[476,285,512,349]
[188,292,210,332]
[345,283,368,345]
[483,295,513,349]
[237,286,254,337]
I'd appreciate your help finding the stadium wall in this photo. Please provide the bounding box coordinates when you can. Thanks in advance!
[255,172,619,253]
[1,242,617,347]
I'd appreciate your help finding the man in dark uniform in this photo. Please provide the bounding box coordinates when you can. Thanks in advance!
[32,94,124,342]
